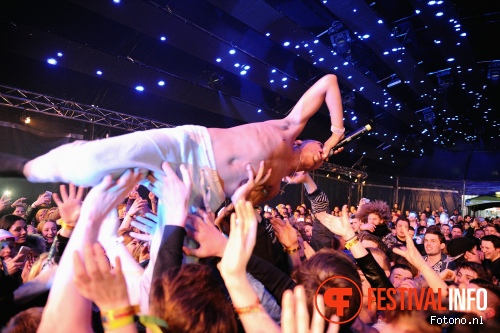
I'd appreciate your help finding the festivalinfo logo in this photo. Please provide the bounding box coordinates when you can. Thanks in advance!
[314,275,488,324]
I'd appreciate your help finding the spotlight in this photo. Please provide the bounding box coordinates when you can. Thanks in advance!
[20,116,31,124]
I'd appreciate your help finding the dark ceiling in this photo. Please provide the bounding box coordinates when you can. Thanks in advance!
[1,0,499,181]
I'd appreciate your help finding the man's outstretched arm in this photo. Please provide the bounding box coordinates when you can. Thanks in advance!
[284,74,344,158]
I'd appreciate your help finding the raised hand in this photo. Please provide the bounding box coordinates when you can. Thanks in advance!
[183,209,228,258]
[52,183,85,228]
[127,198,148,216]
[269,217,299,250]
[79,169,144,224]
[315,205,354,239]
[282,171,309,185]
[10,197,26,208]
[303,241,316,260]
[0,194,11,211]
[73,243,129,311]
[130,213,158,242]
[220,200,257,280]
[4,254,26,275]
[281,285,339,333]
[392,227,426,268]
[231,160,272,204]
[322,134,345,160]
[146,163,192,227]
[33,191,52,208]
[359,223,376,233]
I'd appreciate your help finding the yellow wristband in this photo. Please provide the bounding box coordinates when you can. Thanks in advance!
[345,236,359,250]
[57,219,75,231]
[101,305,140,322]
[283,246,300,254]
[102,315,135,331]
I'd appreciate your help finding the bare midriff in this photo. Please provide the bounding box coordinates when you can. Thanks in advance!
[208,119,297,201]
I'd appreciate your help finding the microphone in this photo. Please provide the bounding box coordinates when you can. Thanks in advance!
[328,124,372,157]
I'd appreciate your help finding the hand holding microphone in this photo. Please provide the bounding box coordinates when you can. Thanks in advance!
[328,124,372,157]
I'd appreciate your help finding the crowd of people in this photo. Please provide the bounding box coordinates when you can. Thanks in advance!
[1,166,499,333]
[1,73,499,332]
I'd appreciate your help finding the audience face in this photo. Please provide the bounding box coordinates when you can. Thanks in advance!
[474,229,485,239]
[389,268,413,288]
[424,234,444,256]
[451,227,463,239]
[41,221,57,244]
[350,217,361,233]
[368,213,383,226]
[0,239,15,259]
[8,219,27,245]
[454,267,478,285]
[441,225,451,237]
[125,238,140,255]
[117,206,126,219]
[408,229,415,239]
[484,226,497,236]
[419,213,426,221]
[27,225,38,234]
[481,240,500,261]
[13,206,26,218]
[408,213,417,224]
[304,224,313,239]
[395,220,409,240]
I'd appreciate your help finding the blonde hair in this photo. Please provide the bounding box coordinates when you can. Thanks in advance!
[35,209,48,224]
[46,207,60,221]
[36,220,57,234]
[25,252,49,282]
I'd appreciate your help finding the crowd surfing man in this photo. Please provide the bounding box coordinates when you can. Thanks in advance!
[5,75,345,211]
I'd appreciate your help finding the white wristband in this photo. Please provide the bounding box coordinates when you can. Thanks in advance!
[330,125,345,135]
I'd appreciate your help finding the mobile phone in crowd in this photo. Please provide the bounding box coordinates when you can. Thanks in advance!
[16,246,30,262]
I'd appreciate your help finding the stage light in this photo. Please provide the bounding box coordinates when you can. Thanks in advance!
[96,70,103,75]
[240,70,247,75]
[158,81,165,86]
[216,58,221,62]
[135,86,144,91]
[47,58,57,65]
[229,49,236,54]
[57,52,63,57]
[283,41,290,46]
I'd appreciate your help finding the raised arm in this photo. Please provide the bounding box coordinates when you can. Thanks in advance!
[38,169,143,333]
[284,74,345,158]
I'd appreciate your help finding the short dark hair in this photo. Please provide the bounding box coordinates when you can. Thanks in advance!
[482,235,500,249]
[390,263,413,275]
[456,262,491,281]
[395,217,410,228]
[424,228,446,244]
[452,225,463,232]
